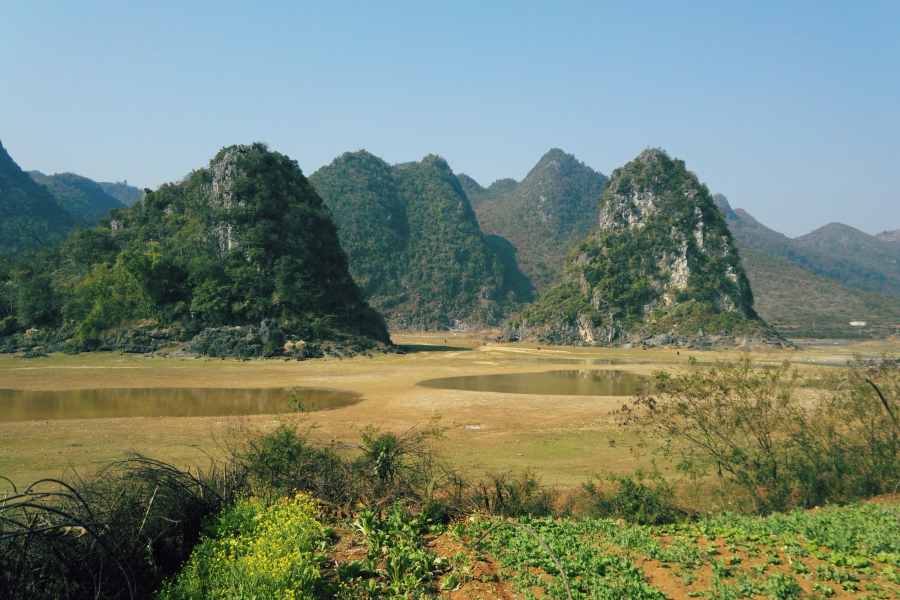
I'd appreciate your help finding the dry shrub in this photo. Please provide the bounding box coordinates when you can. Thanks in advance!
[636,355,900,513]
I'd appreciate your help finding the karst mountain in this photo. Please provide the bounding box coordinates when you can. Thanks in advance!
[463,149,609,295]
[310,151,513,331]
[510,149,781,348]
[2,143,390,356]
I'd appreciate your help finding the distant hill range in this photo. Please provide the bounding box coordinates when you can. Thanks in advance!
[714,195,900,339]
[97,180,143,206]
[28,173,142,208]
[876,229,900,248]
[0,140,74,255]
[0,139,142,258]
[6,138,898,342]
[310,151,519,331]
[461,149,608,295]
[714,194,900,298]
[28,171,126,226]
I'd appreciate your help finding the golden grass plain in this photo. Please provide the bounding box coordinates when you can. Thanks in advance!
[1,333,897,489]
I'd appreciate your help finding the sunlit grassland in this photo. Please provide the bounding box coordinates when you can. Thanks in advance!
[0,334,896,487]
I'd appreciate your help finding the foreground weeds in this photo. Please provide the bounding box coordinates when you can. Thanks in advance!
[0,457,231,600]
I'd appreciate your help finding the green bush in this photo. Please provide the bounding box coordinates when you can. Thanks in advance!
[582,473,685,525]
[470,470,557,518]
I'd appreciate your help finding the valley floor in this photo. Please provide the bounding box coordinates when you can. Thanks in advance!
[0,334,897,487]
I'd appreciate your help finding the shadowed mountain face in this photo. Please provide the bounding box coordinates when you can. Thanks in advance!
[29,172,125,226]
[0,140,74,256]
[513,149,777,347]
[310,151,512,331]
[714,194,900,298]
[466,149,608,294]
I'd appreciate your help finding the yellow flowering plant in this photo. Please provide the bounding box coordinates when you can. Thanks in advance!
[158,494,327,600]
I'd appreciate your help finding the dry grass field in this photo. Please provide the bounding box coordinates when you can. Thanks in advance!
[1,333,897,488]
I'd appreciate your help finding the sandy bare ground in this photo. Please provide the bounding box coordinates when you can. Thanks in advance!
[1,334,896,488]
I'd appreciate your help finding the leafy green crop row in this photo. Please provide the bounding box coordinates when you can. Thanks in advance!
[471,501,900,600]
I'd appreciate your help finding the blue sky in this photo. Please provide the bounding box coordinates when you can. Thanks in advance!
[2,1,897,237]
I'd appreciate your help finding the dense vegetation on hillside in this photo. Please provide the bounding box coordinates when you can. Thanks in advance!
[738,244,900,339]
[716,194,900,298]
[97,180,143,206]
[518,149,769,340]
[1,143,389,347]
[28,171,125,225]
[468,149,608,294]
[310,151,511,330]
[0,140,74,256]
[457,173,517,207]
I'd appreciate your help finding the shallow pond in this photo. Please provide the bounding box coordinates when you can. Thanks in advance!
[0,387,361,422]
[417,369,648,396]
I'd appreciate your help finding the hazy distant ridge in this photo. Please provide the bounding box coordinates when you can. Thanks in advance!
[714,194,900,298]
[28,171,125,226]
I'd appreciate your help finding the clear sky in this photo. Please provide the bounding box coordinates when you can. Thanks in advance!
[1,1,897,237]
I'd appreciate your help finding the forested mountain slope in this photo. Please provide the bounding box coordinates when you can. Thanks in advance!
[97,180,143,206]
[0,140,74,256]
[1,143,390,355]
[467,149,608,294]
[739,245,900,339]
[310,151,515,331]
[511,149,781,348]
[28,171,125,225]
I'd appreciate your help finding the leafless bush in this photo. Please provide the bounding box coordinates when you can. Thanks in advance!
[636,356,900,513]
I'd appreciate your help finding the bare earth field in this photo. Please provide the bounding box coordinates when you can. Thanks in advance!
[1,334,897,488]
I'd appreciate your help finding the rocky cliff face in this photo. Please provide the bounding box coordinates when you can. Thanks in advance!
[511,149,785,348]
